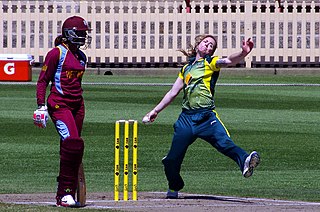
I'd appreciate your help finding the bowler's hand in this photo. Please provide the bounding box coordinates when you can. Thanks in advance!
[242,38,254,55]
[142,109,158,124]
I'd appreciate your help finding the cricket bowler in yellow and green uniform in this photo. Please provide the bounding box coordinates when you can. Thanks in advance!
[142,34,260,199]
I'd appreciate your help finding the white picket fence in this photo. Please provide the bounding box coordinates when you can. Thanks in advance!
[0,1,319,68]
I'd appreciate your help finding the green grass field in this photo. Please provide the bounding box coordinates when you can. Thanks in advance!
[0,73,319,211]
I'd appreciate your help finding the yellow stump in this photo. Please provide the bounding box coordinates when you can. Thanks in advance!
[114,120,138,201]
[123,121,129,201]
[114,121,120,201]
[132,120,138,201]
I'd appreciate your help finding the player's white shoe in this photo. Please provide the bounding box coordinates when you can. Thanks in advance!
[166,189,179,199]
[243,151,260,178]
[56,195,76,207]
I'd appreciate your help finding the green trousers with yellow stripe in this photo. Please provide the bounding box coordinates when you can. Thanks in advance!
[162,109,249,191]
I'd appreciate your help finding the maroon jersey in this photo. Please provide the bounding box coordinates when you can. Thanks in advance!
[36,43,86,106]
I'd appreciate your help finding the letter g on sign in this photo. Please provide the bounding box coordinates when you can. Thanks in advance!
[4,63,15,75]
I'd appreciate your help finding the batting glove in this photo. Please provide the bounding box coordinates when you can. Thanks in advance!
[33,105,49,128]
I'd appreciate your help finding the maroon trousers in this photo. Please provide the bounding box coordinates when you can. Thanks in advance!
[48,95,85,198]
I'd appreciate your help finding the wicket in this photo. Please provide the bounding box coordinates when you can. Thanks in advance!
[114,120,138,201]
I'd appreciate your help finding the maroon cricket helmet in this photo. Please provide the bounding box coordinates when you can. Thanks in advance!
[62,16,91,46]
[62,16,91,31]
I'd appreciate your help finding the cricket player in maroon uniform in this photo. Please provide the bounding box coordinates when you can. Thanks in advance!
[33,16,91,207]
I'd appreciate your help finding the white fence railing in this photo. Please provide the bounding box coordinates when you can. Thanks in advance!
[1,1,319,68]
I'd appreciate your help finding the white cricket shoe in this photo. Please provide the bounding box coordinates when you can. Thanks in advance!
[56,194,76,207]
[243,151,260,178]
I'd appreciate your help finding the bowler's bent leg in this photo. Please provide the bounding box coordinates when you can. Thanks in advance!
[162,114,196,191]
[199,111,248,172]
